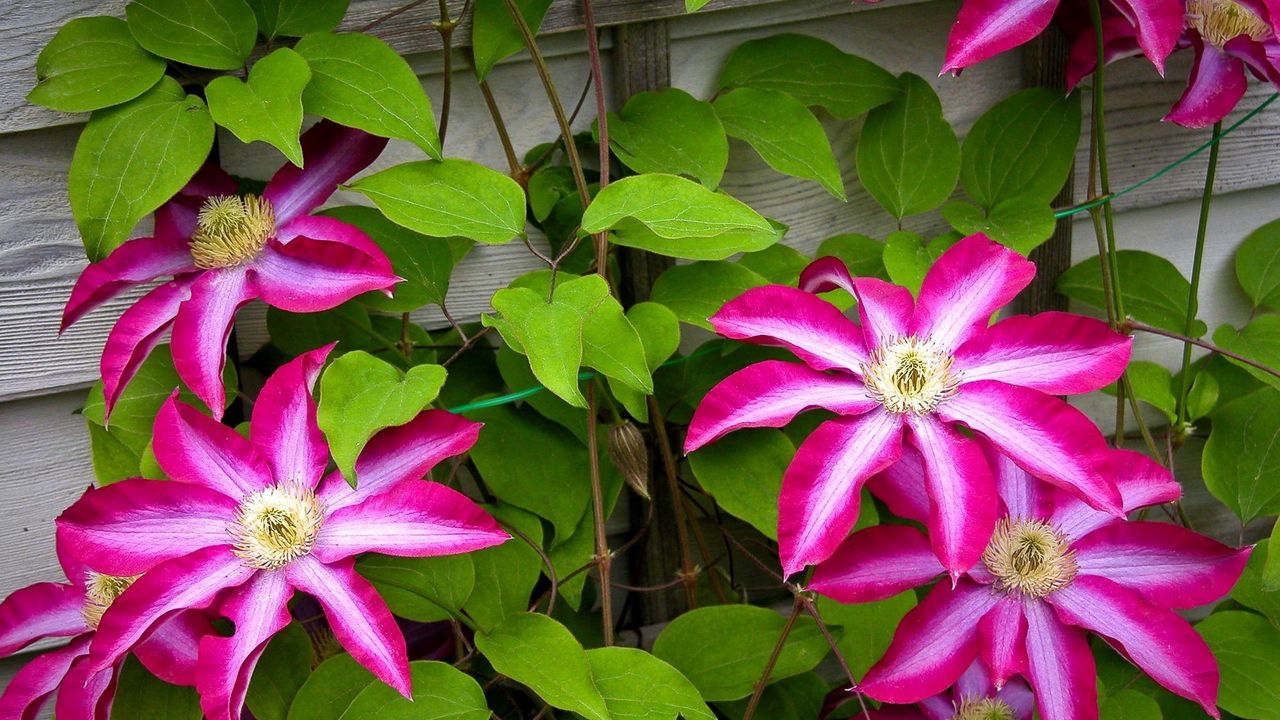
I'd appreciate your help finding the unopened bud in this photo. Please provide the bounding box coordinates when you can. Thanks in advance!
[607,421,650,501]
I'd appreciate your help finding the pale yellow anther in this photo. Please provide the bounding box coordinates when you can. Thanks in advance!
[82,572,139,629]
[982,518,1078,598]
[862,336,960,415]
[953,698,1016,720]
[229,482,325,570]
[190,195,275,269]
[1187,0,1272,47]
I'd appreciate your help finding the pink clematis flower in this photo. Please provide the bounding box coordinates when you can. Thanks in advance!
[1066,0,1280,127]
[866,660,1035,720]
[62,121,401,421]
[684,234,1131,577]
[0,534,211,719]
[942,0,1185,75]
[55,345,509,720]
[809,447,1250,720]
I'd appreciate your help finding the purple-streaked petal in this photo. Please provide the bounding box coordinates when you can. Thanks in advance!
[100,278,192,421]
[866,444,930,525]
[711,285,869,374]
[809,525,943,603]
[55,656,115,720]
[851,277,915,349]
[0,635,90,720]
[979,595,1028,689]
[250,345,332,489]
[907,415,997,577]
[939,380,1122,514]
[1165,38,1248,128]
[778,411,905,576]
[197,570,293,720]
[88,546,254,673]
[316,410,482,512]
[62,236,197,331]
[249,233,398,313]
[1226,35,1280,85]
[684,361,876,453]
[859,580,998,703]
[953,659,994,699]
[1023,599,1097,720]
[798,255,858,295]
[56,479,237,576]
[1049,575,1219,716]
[989,445,1045,521]
[1074,522,1250,608]
[0,582,86,656]
[135,612,215,687]
[264,121,389,225]
[1065,18,1143,90]
[154,394,274,498]
[285,556,410,697]
[942,0,1062,72]
[1049,449,1180,539]
[911,234,1035,352]
[954,312,1131,394]
[996,678,1037,719]
[1108,0,1184,72]
[171,267,256,420]
[314,481,509,563]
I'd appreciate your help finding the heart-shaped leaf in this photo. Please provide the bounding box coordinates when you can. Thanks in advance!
[126,0,258,70]
[207,48,311,166]
[604,87,728,188]
[248,0,350,37]
[713,87,844,199]
[28,16,165,112]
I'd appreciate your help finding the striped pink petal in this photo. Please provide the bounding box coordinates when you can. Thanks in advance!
[264,121,389,226]
[866,444,930,524]
[249,225,398,314]
[1109,0,1185,72]
[907,415,997,577]
[135,611,215,687]
[250,345,332,489]
[911,234,1035,352]
[100,278,192,422]
[1022,599,1097,720]
[62,236,196,331]
[54,656,115,720]
[0,635,90,720]
[1049,448,1180,539]
[0,581,86,656]
[851,277,915,349]
[154,394,274,498]
[1165,38,1248,128]
[979,594,1028,690]
[171,267,256,420]
[711,285,868,374]
[197,570,293,720]
[809,525,943,603]
[953,312,1131,395]
[942,0,1062,72]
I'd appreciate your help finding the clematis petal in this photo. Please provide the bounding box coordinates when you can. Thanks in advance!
[151,161,237,242]
[711,285,869,373]
[809,525,944,603]
[907,415,997,577]
[939,380,1122,514]
[1065,17,1144,90]
[154,394,274,498]
[1049,575,1220,716]
[0,635,90,720]
[778,411,904,576]
[979,595,1028,690]
[912,235,1035,352]
[89,546,255,673]
[1022,599,1097,720]
[798,255,858,296]
[953,659,994,699]
[684,361,877,453]
[264,121,389,225]
[851,277,915,349]
[1074,522,1250,608]
[56,479,238,576]
[171,267,256,420]
[1050,448,1180,539]
[249,233,398,313]
[953,312,1131,394]
[859,580,998,703]
[100,278,192,421]
[197,570,293,720]
[314,481,509,563]
[865,444,930,524]
[1165,37,1248,128]
[62,236,197,331]
[996,678,1037,720]
[989,445,1045,521]
[136,612,216,686]
[1225,35,1280,85]
[316,410,482,512]
[1108,0,1184,72]
[942,0,1062,72]
[286,556,411,698]
[0,582,86,656]
[250,345,332,489]
[55,656,116,720]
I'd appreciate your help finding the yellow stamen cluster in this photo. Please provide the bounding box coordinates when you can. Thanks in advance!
[982,518,1078,598]
[190,195,275,269]
[862,336,960,414]
[82,572,139,629]
[953,698,1016,720]
[229,483,325,570]
[1187,0,1272,47]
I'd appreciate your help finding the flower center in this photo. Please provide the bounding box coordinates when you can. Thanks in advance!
[229,483,325,570]
[1187,0,1272,47]
[953,698,1016,720]
[861,336,959,414]
[82,572,139,629]
[190,195,275,269]
[982,518,1078,598]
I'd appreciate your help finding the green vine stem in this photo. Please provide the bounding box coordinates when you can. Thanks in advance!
[742,595,804,720]
[1125,319,1280,381]
[1177,120,1224,430]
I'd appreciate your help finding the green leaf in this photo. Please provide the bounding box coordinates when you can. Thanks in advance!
[580,289,653,396]
[1266,524,1280,596]
[816,233,888,280]
[125,0,257,70]
[267,301,372,357]
[322,206,472,312]
[69,77,214,260]
[713,87,844,199]
[294,32,441,157]
[1103,361,1176,421]
[1100,689,1163,720]
[475,613,610,720]
[1057,251,1207,336]
[548,452,622,609]
[88,421,142,486]
[1232,537,1280,622]
[529,166,577,222]
[1197,611,1280,719]
[317,352,448,483]
[856,73,960,219]
[471,0,554,81]
[652,605,829,701]
[247,622,313,720]
[629,302,681,372]
[738,244,810,286]
[960,88,1082,208]
[816,591,917,677]
[338,661,489,720]
[248,0,350,37]
[581,174,778,260]
[718,673,828,720]
[348,159,525,244]
[1202,387,1280,523]
[1237,217,1280,313]
[686,0,713,10]
[206,48,310,166]
[689,428,792,539]
[1186,368,1220,420]
[717,34,898,119]
[357,553,474,623]
[586,647,716,720]
[1214,317,1280,391]
[650,261,769,330]
[463,504,544,630]
[494,344,589,441]
[605,88,728,188]
[941,198,1056,256]
[28,16,165,112]
[881,230,931,295]
[287,654,376,720]
[110,657,202,719]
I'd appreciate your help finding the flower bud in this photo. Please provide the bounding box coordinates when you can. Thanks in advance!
[607,421,650,501]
